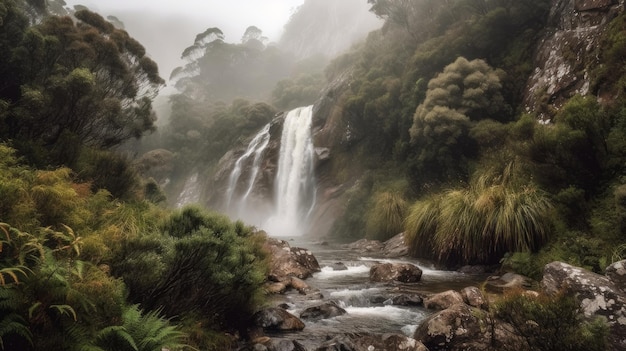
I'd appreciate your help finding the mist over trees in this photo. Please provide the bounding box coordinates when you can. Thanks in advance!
[279,0,381,60]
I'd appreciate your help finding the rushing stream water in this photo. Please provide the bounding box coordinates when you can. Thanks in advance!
[267,238,487,349]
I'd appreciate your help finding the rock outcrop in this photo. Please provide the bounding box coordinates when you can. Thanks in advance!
[607,260,626,291]
[524,0,624,119]
[265,238,321,282]
[370,263,423,283]
[542,261,626,350]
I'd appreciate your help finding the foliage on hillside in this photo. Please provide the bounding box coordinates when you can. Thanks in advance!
[0,144,268,350]
[326,0,626,273]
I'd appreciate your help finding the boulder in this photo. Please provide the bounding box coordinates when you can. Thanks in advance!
[265,238,321,280]
[413,303,521,350]
[265,282,288,294]
[343,238,385,253]
[253,308,305,332]
[300,301,347,321]
[542,261,626,350]
[606,260,626,292]
[382,233,410,258]
[414,303,483,350]
[460,286,488,310]
[370,263,423,283]
[327,262,348,271]
[391,294,424,306]
[485,272,533,293]
[289,276,311,294]
[316,333,428,351]
[268,339,307,351]
[423,290,464,310]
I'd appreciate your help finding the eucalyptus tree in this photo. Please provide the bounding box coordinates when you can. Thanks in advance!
[0,3,164,165]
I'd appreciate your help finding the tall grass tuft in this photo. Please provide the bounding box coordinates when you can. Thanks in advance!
[405,163,553,265]
[365,192,408,241]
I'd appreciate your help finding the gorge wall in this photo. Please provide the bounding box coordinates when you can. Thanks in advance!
[524,0,625,120]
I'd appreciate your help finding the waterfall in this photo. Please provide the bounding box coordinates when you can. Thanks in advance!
[224,123,271,211]
[224,105,316,236]
[267,105,316,236]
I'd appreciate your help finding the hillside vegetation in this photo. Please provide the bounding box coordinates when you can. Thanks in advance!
[0,1,267,349]
[2,0,626,349]
[320,0,626,277]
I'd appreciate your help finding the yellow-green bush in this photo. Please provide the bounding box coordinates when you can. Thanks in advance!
[405,164,553,265]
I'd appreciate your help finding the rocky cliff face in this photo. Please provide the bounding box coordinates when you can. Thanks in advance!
[524,0,624,120]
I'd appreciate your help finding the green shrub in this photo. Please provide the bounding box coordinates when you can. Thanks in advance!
[116,206,268,332]
[494,291,609,351]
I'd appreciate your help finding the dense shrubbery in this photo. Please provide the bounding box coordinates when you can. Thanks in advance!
[494,291,609,351]
[0,144,268,350]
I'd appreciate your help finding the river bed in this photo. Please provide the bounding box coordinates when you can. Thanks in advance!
[265,237,488,349]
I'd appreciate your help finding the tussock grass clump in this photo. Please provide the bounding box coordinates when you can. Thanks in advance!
[405,163,552,265]
[365,191,408,241]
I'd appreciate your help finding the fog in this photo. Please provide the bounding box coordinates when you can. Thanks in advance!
[65,0,305,78]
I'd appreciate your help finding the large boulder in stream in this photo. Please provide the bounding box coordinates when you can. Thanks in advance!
[414,303,519,350]
[300,301,347,321]
[542,261,626,350]
[370,263,423,283]
[253,307,305,332]
[265,238,321,281]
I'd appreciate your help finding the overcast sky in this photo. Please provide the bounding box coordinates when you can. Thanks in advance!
[65,0,305,80]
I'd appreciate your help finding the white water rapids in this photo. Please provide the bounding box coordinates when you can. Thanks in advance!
[266,239,487,349]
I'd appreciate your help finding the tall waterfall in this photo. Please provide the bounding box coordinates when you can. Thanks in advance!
[267,105,316,236]
[224,105,316,236]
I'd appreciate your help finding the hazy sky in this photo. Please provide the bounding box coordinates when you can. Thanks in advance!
[65,0,305,80]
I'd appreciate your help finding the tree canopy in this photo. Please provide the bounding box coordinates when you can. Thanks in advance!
[0,2,164,166]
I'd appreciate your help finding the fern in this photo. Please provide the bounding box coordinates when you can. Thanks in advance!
[0,313,32,350]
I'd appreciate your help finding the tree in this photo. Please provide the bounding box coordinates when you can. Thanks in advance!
[1,6,164,162]
[408,57,509,179]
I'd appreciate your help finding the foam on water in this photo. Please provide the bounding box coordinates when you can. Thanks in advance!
[343,305,424,321]
[314,265,370,279]
[328,287,383,299]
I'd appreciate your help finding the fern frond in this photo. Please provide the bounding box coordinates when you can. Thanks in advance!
[0,313,32,349]
[49,304,77,321]
[97,325,138,351]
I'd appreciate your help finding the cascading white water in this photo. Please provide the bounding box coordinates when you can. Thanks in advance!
[224,123,271,210]
[224,106,316,236]
[266,105,316,236]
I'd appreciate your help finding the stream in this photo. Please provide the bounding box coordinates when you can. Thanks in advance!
[265,237,487,350]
